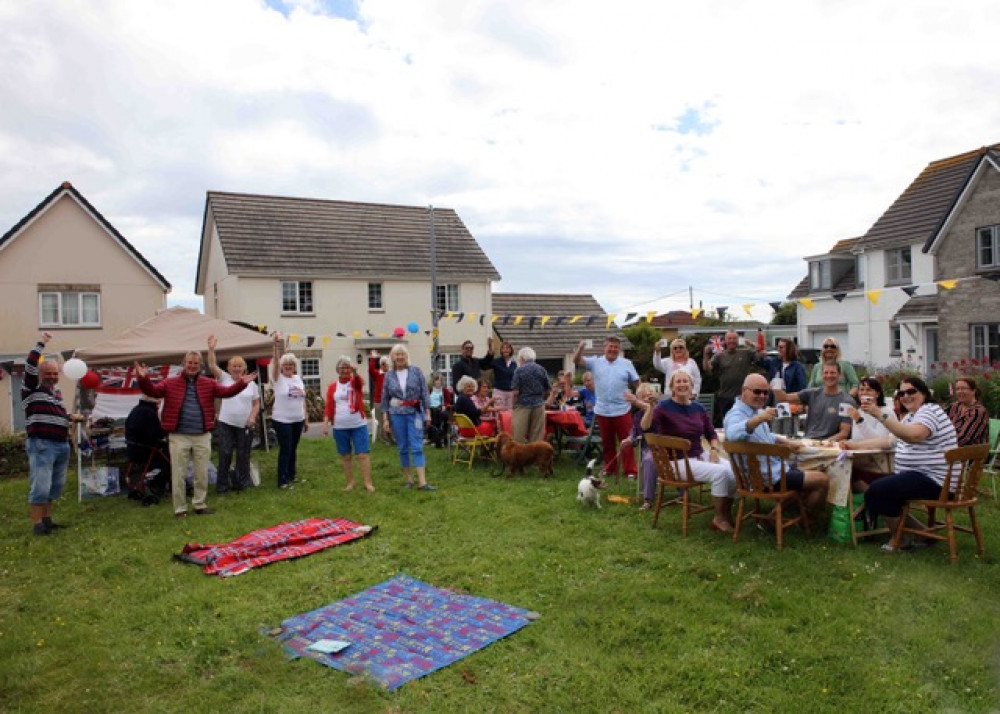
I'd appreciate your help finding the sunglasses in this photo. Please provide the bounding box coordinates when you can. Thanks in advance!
[746,388,770,396]
[822,344,837,349]
[672,346,685,350]
[897,388,919,397]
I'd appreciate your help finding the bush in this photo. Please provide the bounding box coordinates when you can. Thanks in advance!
[0,432,27,480]
[870,357,1000,418]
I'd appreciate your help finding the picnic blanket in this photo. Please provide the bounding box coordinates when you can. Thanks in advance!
[176,517,376,577]
[268,573,538,690]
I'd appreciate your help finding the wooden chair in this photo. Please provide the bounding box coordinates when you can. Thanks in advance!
[646,434,711,536]
[451,413,498,468]
[892,443,989,563]
[725,440,810,550]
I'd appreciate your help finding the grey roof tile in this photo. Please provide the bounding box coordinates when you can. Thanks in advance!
[490,293,630,355]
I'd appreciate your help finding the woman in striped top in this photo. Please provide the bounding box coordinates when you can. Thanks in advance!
[947,376,989,447]
[861,376,958,551]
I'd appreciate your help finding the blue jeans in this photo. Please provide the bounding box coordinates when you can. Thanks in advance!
[273,420,303,486]
[390,413,425,468]
[26,438,70,504]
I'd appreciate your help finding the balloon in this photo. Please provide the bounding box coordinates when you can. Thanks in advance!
[80,371,101,389]
[407,321,419,334]
[393,326,405,338]
[63,358,88,380]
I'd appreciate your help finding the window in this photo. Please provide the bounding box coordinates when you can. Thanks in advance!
[281,281,313,314]
[809,261,831,290]
[890,325,901,356]
[300,358,321,393]
[885,247,912,284]
[855,254,866,288]
[977,225,1000,269]
[39,291,100,327]
[368,282,383,311]
[432,353,461,388]
[971,324,1000,363]
[435,284,459,312]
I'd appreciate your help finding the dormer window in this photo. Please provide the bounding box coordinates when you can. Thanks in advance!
[809,261,831,290]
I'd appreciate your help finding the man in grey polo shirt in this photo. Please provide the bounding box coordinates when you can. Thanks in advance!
[774,362,854,441]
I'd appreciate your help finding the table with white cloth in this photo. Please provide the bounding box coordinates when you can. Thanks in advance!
[793,440,894,506]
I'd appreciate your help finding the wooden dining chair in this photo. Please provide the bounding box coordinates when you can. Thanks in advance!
[891,443,989,563]
[645,434,711,536]
[724,440,810,550]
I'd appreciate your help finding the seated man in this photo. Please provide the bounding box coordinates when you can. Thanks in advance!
[773,362,854,441]
[125,394,170,500]
[724,374,829,513]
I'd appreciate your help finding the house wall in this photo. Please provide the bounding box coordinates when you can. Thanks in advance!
[934,165,1000,363]
[0,193,167,433]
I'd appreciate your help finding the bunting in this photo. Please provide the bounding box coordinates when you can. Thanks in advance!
[623,312,637,323]
[832,293,846,303]
[605,315,616,329]
[938,279,958,290]
[540,316,551,327]
[290,334,299,344]
[901,285,919,297]
[306,337,315,347]
[742,304,753,317]
[513,315,524,326]
[569,315,583,324]
[768,302,782,312]
[528,316,537,330]
[866,290,882,305]
[586,316,597,326]
[691,308,703,320]
[799,299,815,310]
[646,311,656,323]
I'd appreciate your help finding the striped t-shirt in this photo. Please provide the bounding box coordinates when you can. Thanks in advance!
[894,403,957,485]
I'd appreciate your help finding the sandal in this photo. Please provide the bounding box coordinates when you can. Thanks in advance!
[639,501,652,511]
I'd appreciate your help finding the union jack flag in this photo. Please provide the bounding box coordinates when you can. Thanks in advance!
[710,335,724,354]
[95,365,173,393]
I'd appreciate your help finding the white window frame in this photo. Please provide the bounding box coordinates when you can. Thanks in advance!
[977,225,1000,269]
[855,254,866,289]
[39,291,101,327]
[971,324,1000,363]
[433,353,461,388]
[809,261,831,290]
[885,247,912,285]
[435,284,459,312]
[890,325,901,356]
[281,280,313,314]
[368,282,383,311]
[300,357,321,393]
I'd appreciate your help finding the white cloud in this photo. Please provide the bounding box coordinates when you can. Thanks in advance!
[1,0,1000,320]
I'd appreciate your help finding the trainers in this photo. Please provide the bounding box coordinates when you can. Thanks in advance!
[32,522,51,536]
[418,484,438,491]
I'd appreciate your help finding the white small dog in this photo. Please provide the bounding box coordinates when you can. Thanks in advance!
[577,459,605,508]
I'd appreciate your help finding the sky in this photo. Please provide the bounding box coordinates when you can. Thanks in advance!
[3,0,1000,323]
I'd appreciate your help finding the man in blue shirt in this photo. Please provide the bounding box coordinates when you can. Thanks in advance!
[724,373,828,512]
[573,337,640,479]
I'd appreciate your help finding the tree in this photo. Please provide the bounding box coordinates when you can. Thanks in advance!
[770,302,798,325]
[622,322,661,381]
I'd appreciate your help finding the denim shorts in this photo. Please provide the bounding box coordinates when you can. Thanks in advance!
[26,437,70,504]
[333,424,371,455]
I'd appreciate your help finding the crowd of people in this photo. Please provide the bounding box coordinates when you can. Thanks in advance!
[19,330,994,555]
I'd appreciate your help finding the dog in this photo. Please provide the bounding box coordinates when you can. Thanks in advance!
[577,458,605,508]
[496,432,555,477]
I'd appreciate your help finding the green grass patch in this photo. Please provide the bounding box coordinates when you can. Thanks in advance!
[1,439,999,713]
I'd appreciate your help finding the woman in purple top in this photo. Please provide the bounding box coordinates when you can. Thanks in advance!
[635,370,737,532]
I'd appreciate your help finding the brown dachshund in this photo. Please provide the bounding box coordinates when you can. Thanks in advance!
[496,432,555,477]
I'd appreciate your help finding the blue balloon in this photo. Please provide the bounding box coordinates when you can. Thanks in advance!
[407,321,419,334]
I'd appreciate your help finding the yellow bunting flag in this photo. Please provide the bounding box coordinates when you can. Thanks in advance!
[256,324,267,333]
[866,290,882,305]
[569,315,583,324]
[742,304,754,317]
[468,312,476,323]
[322,337,330,348]
[289,334,299,344]
[606,315,616,329]
[352,330,361,338]
[691,308,702,320]
[799,299,815,310]
[938,279,958,290]
[445,312,455,321]
[646,311,656,323]
[491,314,500,324]
[513,315,524,325]
[541,316,551,327]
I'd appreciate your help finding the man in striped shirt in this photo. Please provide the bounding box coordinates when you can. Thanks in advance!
[23,333,82,535]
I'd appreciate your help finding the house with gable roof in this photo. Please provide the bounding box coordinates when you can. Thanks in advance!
[194,191,501,391]
[789,142,1000,370]
[0,182,171,432]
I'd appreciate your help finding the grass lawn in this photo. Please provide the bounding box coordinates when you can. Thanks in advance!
[2,437,999,713]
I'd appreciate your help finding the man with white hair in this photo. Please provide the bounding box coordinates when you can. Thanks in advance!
[510,346,551,443]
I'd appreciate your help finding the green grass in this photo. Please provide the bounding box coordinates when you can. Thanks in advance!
[2,439,999,713]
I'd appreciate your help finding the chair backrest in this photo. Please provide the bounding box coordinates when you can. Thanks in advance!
[723,439,792,494]
[943,443,990,501]
[696,393,715,414]
[989,419,1000,454]
[452,412,478,436]
[645,434,695,486]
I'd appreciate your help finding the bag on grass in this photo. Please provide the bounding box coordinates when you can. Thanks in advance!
[827,504,852,544]
[80,465,121,499]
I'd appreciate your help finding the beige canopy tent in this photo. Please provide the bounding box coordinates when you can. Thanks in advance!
[74,306,273,366]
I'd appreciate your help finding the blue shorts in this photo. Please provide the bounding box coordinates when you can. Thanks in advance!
[333,425,371,456]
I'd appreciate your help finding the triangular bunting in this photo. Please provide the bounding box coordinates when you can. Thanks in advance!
[866,290,882,305]
[799,299,815,310]
[513,315,524,325]
[455,313,465,323]
[555,316,566,326]
[257,324,267,333]
[446,311,455,321]
[901,285,919,297]
[938,279,958,290]
[289,334,299,344]
[336,332,346,338]
[366,330,373,337]
[306,336,315,347]
[540,316,551,327]
[491,314,500,324]
[503,315,511,325]
[322,337,330,348]
[468,312,476,323]
[586,315,596,326]
[352,331,361,338]
[606,315,616,329]
[645,311,656,323]
[691,308,703,320]
[623,312,637,323]
[480,314,486,325]
[569,315,583,324]
[528,316,537,330]
[742,304,754,317]
[768,302,781,312]
[832,293,846,303]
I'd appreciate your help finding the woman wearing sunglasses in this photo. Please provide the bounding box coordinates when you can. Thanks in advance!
[807,338,859,396]
[653,338,702,398]
[859,376,957,552]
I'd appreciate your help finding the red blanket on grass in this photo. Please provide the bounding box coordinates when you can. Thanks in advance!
[176,517,376,577]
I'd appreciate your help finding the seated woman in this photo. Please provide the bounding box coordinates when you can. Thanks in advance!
[454,376,496,437]
[839,376,896,493]
[861,376,958,551]
[947,376,989,447]
[545,370,578,410]
[472,380,499,427]
[652,338,703,397]
[632,370,737,532]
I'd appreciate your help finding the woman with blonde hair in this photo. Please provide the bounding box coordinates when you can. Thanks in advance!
[381,344,436,490]
[807,337,859,395]
[652,338,702,397]
[207,335,260,492]
[270,332,308,489]
[323,356,372,492]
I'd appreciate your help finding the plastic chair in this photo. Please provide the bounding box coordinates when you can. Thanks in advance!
[451,413,498,468]
[725,440,810,550]
[892,443,989,563]
[646,434,712,536]
[564,418,603,465]
[983,418,1000,501]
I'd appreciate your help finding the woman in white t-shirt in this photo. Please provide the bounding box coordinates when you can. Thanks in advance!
[207,336,260,492]
[839,376,896,494]
[270,332,308,489]
[322,356,372,492]
[652,338,702,398]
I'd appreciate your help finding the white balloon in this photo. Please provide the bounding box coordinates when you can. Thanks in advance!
[63,358,88,380]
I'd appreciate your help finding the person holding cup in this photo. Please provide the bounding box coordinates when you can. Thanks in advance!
[763,338,806,394]
[838,376,896,493]
[772,362,854,441]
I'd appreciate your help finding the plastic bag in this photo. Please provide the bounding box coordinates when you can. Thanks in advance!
[80,465,121,499]
[827,504,852,544]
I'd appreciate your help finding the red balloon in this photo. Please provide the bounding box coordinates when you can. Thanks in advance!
[393,326,405,338]
[80,371,101,389]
